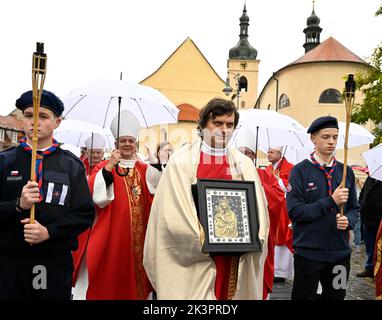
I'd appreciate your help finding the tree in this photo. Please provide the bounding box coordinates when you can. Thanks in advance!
[352,5,382,145]
[376,5,382,16]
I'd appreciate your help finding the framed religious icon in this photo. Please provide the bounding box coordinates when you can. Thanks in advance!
[192,179,262,253]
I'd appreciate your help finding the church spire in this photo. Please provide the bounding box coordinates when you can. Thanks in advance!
[303,0,322,53]
[229,4,257,60]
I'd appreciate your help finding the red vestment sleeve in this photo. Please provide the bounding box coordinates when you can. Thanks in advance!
[374,220,382,299]
[279,159,294,190]
[266,160,294,251]
[257,169,285,299]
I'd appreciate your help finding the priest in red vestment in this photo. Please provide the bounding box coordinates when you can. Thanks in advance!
[144,98,270,300]
[266,146,294,281]
[236,143,285,299]
[81,133,106,176]
[375,220,382,300]
[72,110,153,300]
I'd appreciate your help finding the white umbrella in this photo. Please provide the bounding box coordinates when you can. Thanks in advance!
[261,121,375,164]
[62,78,179,129]
[231,127,313,164]
[362,143,382,181]
[54,119,115,150]
[257,143,314,165]
[277,122,375,164]
[235,109,310,151]
[60,143,81,158]
[338,122,375,148]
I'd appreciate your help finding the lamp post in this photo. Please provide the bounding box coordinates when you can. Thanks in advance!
[223,72,241,109]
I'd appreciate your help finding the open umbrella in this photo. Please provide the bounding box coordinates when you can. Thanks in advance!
[233,109,310,156]
[54,119,115,150]
[338,122,375,148]
[230,110,310,166]
[362,143,382,182]
[62,78,179,129]
[266,121,375,164]
[276,121,375,164]
[60,143,81,158]
[259,144,314,165]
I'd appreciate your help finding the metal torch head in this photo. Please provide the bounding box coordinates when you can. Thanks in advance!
[345,74,356,98]
[35,42,44,54]
[33,42,47,74]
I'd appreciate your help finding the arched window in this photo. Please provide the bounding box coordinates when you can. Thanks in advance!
[319,88,342,104]
[279,94,290,109]
[238,76,248,92]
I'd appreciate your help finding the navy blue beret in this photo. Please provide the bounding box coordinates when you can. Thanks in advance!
[307,116,339,134]
[15,90,64,117]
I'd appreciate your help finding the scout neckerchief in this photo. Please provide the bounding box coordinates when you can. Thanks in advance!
[20,136,59,202]
[310,152,337,195]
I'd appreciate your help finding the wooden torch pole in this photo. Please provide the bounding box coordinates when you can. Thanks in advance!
[30,43,47,223]
[340,74,356,216]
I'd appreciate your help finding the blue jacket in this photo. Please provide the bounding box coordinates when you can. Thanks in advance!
[0,145,95,270]
[286,159,359,262]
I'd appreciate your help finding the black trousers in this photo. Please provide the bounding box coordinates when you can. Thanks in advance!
[0,265,73,300]
[292,254,351,300]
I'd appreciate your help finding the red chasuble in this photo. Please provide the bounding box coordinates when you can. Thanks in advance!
[256,169,285,299]
[72,160,153,299]
[196,151,235,300]
[81,157,98,176]
[266,157,294,251]
[374,220,382,299]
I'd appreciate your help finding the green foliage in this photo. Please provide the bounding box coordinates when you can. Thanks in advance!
[376,5,382,16]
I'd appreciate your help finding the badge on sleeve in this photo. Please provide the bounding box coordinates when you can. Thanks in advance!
[306,182,318,192]
[7,170,22,181]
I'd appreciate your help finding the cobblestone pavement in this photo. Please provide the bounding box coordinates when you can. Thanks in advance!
[270,243,376,300]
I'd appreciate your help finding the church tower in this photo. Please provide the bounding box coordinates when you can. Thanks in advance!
[303,1,322,53]
[225,4,259,109]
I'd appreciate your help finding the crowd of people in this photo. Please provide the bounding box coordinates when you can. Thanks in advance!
[0,90,381,300]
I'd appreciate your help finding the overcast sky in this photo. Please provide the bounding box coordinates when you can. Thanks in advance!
[1,0,381,116]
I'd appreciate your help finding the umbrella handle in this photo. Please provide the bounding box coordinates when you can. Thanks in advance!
[116,163,129,177]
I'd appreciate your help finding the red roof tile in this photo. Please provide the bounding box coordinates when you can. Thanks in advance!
[290,37,367,66]
[177,103,199,122]
[0,115,24,131]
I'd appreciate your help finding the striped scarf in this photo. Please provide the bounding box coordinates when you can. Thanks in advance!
[19,136,59,202]
[310,152,337,196]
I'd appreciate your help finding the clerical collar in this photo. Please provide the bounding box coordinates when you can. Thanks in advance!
[272,158,282,169]
[309,152,334,167]
[201,142,227,156]
[119,159,136,169]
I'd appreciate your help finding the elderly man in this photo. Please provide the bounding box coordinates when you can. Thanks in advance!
[144,98,269,300]
[82,133,106,176]
[266,146,294,283]
[72,110,153,300]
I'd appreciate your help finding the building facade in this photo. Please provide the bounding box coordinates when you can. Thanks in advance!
[255,6,372,165]
[138,4,372,165]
